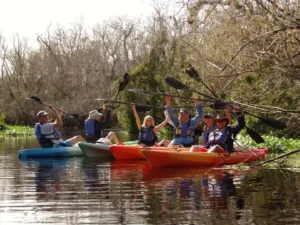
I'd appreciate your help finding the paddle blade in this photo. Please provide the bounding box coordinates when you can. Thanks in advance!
[245,111,287,130]
[118,73,130,92]
[209,100,227,110]
[136,105,152,112]
[185,64,202,82]
[245,126,264,144]
[26,96,43,104]
[165,77,188,90]
[257,117,286,130]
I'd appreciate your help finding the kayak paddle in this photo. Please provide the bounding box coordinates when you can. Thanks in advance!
[25,96,79,118]
[185,64,217,98]
[111,73,130,108]
[166,77,286,130]
[128,88,214,102]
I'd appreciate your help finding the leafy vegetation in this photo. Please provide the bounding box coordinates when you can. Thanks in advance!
[0,125,34,137]
[0,114,34,137]
[237,134,300,154]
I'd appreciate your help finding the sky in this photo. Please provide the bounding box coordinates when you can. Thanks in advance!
[0,0,154,46]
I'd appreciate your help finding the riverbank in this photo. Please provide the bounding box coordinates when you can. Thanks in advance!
[0,125,34,137]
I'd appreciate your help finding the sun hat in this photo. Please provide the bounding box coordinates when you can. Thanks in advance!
[88,110,103,120]
[204,113,213,119]
[215,114,229,123]
[37,111,48,118]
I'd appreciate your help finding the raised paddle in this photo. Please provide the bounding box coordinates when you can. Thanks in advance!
[166,78,286,130]
[128,88,214,102]
[111,73,130,108]
[185,64,217,98]
[96,98,197,112]
[25,96,79,118]
[165,77,215,100]
[210,100,286,130]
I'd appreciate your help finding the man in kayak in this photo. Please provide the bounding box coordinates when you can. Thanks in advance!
[190,106,245,153]
[85,105,119,144]
[201,106,232,146]
[165,95,203,147]
[35,105,85,148]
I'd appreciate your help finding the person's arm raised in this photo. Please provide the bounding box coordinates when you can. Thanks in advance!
[153,116,170,133]
[165,95,178,125]
[225,105,232,125]
[191,98,203,124]
[131,104,142,131]
[49,105,63,128]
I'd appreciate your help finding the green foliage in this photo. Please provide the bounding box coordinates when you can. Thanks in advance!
[0,125,34,137]
[237,134,300,154]
[0,114,6,131]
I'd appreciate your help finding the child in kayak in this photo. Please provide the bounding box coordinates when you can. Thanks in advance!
[85,105,119,144]
[131,103,170,146]
[35,105,85,148]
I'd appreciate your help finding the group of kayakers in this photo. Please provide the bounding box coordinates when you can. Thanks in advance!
[34,95,245,154]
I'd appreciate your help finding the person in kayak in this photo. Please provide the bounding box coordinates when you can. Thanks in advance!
[165,95,203,147]
[131,103,170,146]
[85,105,119,144]
[201,107,232,146]
[190,106,244,153]
[35,105,85,148]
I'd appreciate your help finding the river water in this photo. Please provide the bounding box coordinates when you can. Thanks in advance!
[0,137,300,225]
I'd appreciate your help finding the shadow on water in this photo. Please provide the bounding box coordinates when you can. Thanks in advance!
[1,137,300,224]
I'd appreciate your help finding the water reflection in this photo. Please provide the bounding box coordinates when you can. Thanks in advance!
[1,137,300,224]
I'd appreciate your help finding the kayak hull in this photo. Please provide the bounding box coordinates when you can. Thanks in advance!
[18,146,84,159]
[109,145,143,160]
[141,148,268,167]
[78,142,113,158]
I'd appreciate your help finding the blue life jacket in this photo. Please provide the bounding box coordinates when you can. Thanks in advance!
[35,123,62,148]
[85,120,95,135]
[207,127,232,151]
[138,126,157,146]
[174,120,195,139]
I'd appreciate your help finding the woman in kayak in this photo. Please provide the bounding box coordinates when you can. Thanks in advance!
[35,105,85,148]
[165,95,203,147]
[131,103,170,146]
[190,106,244,153]
[85,105,119,144]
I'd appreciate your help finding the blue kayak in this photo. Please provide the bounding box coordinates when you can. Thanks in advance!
[18,146,84,159]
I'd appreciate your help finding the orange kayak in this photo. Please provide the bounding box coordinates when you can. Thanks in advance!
[109,145,190,160]
[141,148,268,167]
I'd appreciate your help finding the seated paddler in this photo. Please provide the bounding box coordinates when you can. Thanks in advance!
[191,106,245,154]
[35,105,85,148]
[85,105,118,144]
[165,95,203,147]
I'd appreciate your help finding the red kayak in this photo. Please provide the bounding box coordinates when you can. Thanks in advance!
[109,145,190,160]
[141,147,268,167]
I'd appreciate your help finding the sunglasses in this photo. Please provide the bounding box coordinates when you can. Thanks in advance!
[216,119,225,123]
